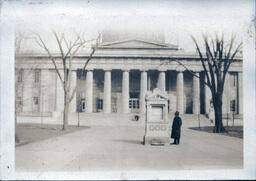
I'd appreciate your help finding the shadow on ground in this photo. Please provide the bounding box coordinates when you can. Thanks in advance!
[189,126,243,139]
[112,139,144,145]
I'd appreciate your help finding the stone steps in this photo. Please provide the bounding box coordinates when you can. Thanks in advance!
[17,112,243,128]
[69,113,211,127]
[69,113,145,126]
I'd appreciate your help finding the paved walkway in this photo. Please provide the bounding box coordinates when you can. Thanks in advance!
[16,125,243,171]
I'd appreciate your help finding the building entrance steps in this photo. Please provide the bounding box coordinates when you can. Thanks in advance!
[17,113,243,128]
[69,113,145,127]
[69,113,221,128]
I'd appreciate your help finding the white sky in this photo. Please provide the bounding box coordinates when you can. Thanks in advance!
[1,0,254,52]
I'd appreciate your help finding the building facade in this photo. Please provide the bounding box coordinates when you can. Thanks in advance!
[15,38,243,122]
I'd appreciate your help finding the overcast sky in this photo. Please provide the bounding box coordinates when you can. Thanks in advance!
[1,0,254,52]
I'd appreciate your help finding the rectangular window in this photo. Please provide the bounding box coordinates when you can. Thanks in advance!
[35,70,40,83]
[129,100,132,108]
[233,75,236,87]
[18,69,23,82]
[34,96,39,105]
[17,97,23,105]
[33,96,40,112]
[137,100,140,108]
[133,100,136,108]
[16,97,23,112]
[97,99,103,110]
[129,98,140,109]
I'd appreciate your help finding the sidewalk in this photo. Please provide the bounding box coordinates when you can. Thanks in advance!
[15,124,243,171]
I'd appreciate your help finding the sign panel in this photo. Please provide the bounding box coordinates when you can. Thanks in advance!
[149,106,163,122]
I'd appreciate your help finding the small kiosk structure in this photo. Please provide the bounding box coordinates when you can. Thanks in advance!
[143,88,170,145]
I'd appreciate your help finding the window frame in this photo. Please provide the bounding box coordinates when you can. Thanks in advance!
[18,69,23,82]
[33,96,39,105]
[34,69,40,83]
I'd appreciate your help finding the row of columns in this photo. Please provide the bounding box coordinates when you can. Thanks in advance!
[154,70,200,114]
[57,69,242,115]
[21,68,243,116]
[77,69,200,115]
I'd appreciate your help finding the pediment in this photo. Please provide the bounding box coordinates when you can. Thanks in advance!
[98,39,178,49]
[146,88,169,101]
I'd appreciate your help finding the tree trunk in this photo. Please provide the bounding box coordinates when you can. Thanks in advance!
[213,92,226,133]
[62,92,69,130]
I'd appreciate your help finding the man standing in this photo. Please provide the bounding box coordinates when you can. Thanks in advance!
[171,111,182,145]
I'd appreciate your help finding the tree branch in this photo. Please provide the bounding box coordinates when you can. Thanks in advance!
[33,33,64,90]
[191,35,211,88]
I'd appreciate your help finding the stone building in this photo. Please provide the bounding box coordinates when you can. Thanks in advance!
[15,36,243,123]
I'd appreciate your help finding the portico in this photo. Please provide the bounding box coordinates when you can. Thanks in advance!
[15,38,243,120]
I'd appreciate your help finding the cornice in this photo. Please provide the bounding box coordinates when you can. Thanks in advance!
[15,52,243,61]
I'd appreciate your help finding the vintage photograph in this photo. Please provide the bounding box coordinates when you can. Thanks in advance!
[1,0,255,179]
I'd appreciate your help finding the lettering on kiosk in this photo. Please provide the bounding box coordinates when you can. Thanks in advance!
[149,124,167,131]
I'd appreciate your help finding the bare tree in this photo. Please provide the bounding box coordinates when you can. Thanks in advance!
[161,33,242,133]
[34,31,96,130]
[191,34,242,133]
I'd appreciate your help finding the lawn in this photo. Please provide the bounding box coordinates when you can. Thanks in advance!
[190,126,243,139]
[15,124,90,147]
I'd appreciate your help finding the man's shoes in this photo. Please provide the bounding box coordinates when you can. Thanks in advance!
[170,143,176,145]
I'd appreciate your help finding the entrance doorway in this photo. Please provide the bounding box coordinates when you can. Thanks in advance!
[129,98,140,113]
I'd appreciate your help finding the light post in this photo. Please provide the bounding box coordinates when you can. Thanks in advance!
[77,102,82,128]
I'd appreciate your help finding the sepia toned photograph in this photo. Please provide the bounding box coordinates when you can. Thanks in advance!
[0,0,255,180]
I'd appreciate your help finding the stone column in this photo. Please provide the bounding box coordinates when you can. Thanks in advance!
[140,70,147,113]
[56,71,64,112]
[238,72,243,115]
[122,70,130,113]
[40,69,50,113]
[22,69,33,112]
[85,70,93,113]
[223,73,230,114]
[158,71,166,91]
[103,70,111,113]
[48,70,56,112]
[204,73,211,114]
[176,71,184,114]
[147,73,151,91]
[193,72,200,114]
[69,70,77,112]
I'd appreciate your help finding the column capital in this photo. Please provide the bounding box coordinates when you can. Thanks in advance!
[121,69,130,72]
[158,68,167,72]
[140,69,149,72]
[193,71,200,75]
[190,68,201,73]
[86,68,94,72]
[104,68,112,72]
[70,69,77,73]
[176,66,185,72]
[176,70,184,73]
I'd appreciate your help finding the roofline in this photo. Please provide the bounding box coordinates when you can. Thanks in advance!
[15,52,243,61]
[97,38,178,49]
[95,47,179,50]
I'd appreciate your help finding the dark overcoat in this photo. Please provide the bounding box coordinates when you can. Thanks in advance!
[171,116,182,139]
